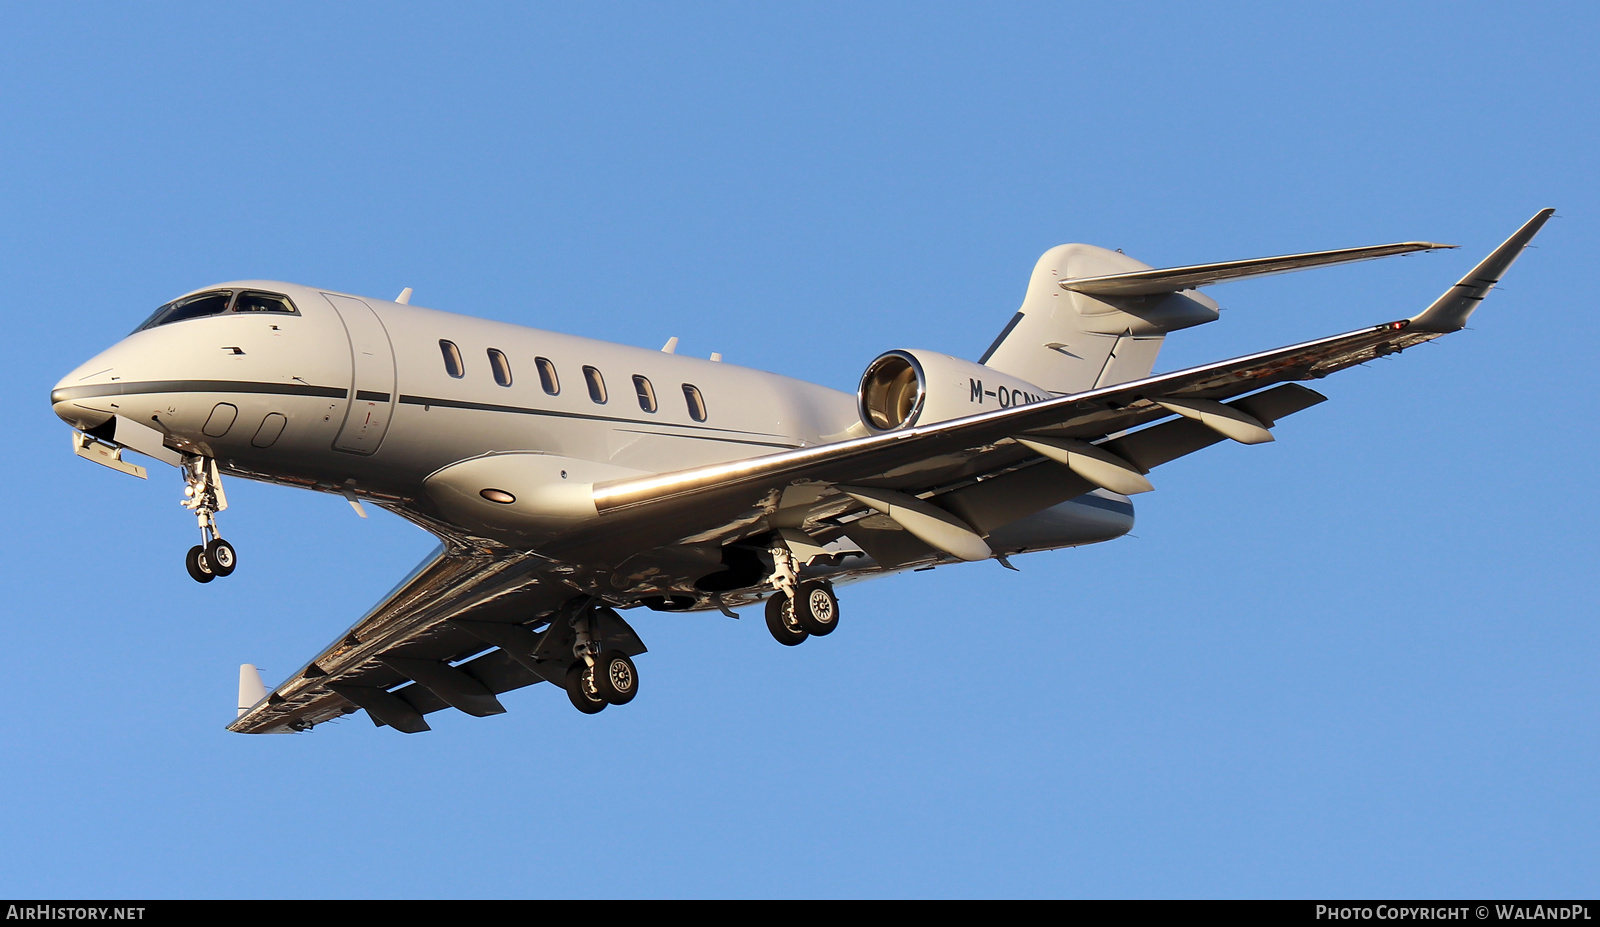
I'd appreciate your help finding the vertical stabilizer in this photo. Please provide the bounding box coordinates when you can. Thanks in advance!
[980,244,1220,394]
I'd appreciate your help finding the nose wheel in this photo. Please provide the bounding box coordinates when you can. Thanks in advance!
[185,545,216,583]
[180,457,239,583]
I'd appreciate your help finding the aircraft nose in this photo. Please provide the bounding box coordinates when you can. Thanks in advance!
[51,355,118,432]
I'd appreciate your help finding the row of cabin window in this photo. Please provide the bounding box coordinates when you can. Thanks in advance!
[439,340,708,422]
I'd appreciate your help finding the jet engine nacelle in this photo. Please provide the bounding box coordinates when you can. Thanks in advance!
[857,349,1054,433]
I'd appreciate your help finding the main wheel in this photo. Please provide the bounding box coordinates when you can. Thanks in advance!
[565,661,607,714]
[764,592,808,646]
[185,545,216,584]
[795,582,839,637]
[205,538,237,577]
[593,650,638,705]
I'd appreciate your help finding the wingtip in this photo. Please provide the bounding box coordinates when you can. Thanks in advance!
[1407,208,1554,333]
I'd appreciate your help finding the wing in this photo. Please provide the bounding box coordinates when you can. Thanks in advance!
[228,542,644,733]
[544,209,1553,565]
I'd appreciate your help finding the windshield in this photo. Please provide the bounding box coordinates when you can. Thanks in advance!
[133,289,298,333]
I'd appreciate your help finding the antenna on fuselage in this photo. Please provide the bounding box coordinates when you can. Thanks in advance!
[661,336,678,354]
[710,352,723,362]
[395,287,413,304]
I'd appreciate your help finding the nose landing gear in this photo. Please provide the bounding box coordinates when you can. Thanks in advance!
[180,457,238,584]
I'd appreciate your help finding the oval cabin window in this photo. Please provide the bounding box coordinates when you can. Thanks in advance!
[488,349,513,387]
[536,357,559,395]
[633,375,657,413]
[439,340,464,378]
[682,384,707,422]
[584,366,607,404]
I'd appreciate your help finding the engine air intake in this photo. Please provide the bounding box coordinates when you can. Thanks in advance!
[859,351,925,432]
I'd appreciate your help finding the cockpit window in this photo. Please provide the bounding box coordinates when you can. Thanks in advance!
[233,291,297,314]
[135,291,233,332]
[133,288,299,333]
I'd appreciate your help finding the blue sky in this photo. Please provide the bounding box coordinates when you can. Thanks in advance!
[2,3,1596,898]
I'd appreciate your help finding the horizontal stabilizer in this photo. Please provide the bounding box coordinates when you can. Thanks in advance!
[1059,241,1454,297]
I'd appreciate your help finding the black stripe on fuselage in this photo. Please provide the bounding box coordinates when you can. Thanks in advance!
[50,379,799,447]
[51,380,347,403]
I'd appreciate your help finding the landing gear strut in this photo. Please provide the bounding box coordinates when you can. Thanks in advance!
[562,603,642,713]
[181,456,237,583]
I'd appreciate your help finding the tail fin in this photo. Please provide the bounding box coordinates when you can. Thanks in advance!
[981,239,1453,394]
[979,244,1216,394]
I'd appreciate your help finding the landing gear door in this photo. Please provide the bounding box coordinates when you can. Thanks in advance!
[323,293,398,455]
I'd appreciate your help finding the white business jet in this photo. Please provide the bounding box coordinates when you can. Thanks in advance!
[50,210,1553,734]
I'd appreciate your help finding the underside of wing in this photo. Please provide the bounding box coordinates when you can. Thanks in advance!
[228,542,644,733]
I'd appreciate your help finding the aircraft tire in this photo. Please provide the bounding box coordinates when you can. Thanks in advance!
[185,545,216,584]
[564,662,607,714]
[764,593,808,646]
[206,538,237,577]
[795,582,839,637]
[594,650,638,705]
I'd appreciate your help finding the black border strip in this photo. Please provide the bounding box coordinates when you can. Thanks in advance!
[51,380,346,403]
[48,379,797,445]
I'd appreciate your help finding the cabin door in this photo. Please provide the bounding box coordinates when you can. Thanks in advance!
[323,293,398,455]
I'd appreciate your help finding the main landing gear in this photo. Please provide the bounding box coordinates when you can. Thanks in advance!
[180,456,238,584]
[762,543,840,646]
[562,604,641,714]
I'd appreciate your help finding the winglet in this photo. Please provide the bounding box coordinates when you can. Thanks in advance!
[238,664,268,717]
[1408,209,1554,333]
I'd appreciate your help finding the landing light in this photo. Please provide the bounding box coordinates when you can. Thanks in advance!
[480,489,516,504]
